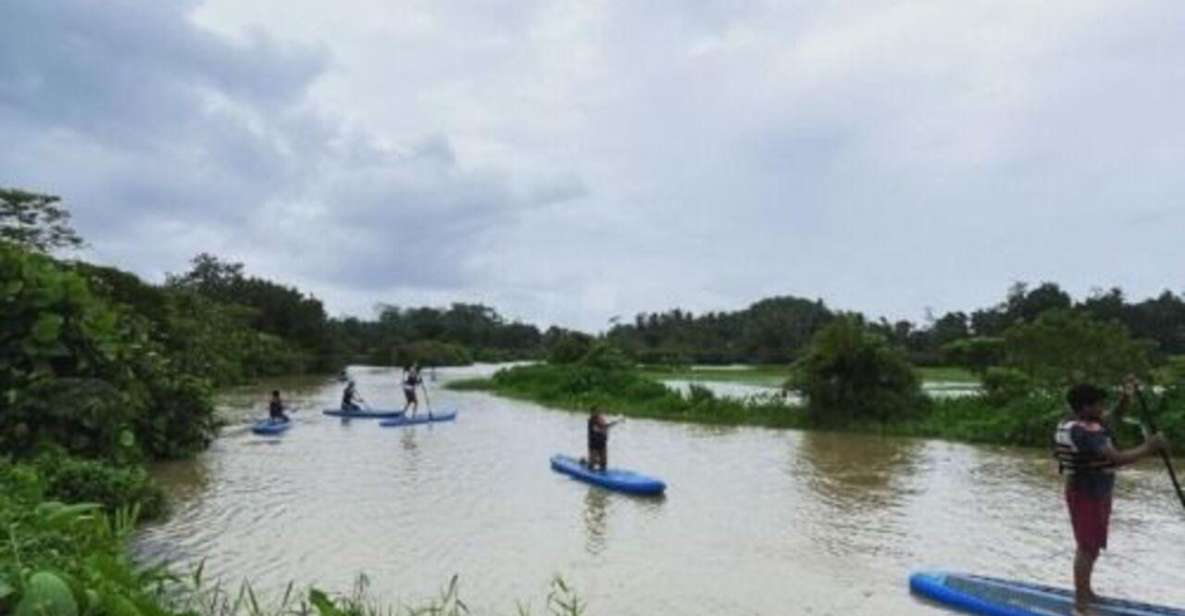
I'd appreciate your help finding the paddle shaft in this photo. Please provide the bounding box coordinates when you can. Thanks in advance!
[1135,390,1185,512]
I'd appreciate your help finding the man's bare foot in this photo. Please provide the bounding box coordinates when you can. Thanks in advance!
[1072,606,1094,616]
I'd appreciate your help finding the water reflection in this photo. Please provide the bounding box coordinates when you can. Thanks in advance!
[794,430,922,512]
[582,488,609,555]
[790,431,923,559]
[400,429,419,455]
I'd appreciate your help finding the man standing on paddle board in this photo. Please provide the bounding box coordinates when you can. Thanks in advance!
[401,363,423,416]
[587,408,621,472]
[1055,379,1166,615]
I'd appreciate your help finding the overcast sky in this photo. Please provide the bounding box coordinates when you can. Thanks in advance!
[3,1,1183,331]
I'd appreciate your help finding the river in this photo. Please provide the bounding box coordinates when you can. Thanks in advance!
[135,365,1185,614]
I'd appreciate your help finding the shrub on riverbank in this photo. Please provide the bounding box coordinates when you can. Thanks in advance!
[787,317,926,426]
[1,244,220,462]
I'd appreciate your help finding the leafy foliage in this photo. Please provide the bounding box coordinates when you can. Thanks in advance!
[606,296,833,364]
[332,303,544,366]
[1002,309,1153,389]
[389,340,471,368]
[942,337,1004,375]
[0,188,84,253]
[547,330,595,364]
[0,243,218,461]
[788,317,925,426]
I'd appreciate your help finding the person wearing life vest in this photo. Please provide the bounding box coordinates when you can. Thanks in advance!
[1055,379,1166,616]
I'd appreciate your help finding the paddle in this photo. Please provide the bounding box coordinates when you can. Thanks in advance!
[420,382,432,417]
[1134,388,1185,512]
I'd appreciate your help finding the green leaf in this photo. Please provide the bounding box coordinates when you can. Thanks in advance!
[2,279,23,297]
[14,571,78,616]
[100,592,142,616]
[31,314,64,344]
[308,589,342,616]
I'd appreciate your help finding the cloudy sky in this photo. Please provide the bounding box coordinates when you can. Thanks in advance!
[3,1,1183,331]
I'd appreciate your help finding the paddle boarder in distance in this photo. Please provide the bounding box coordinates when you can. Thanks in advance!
[268,390,290,423]
[341,380,364,411]
[1054,378,1167,616]
[401,363,424,417]
[586,408,621,472]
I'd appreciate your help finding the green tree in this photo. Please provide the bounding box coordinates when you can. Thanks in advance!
[1002,309,1152,389]
[0,188,84,253]
[942,337,1005,375]
[0,244,217,460]
[788,317,924,425]
[1005,281,1072,323]
[547,329,594,364]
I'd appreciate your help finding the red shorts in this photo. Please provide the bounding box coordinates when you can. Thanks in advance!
[1066,488,1112,555]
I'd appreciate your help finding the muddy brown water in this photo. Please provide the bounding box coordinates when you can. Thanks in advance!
[135,365,1185,614]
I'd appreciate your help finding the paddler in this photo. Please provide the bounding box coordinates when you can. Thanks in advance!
[268,390,289,422]
[1054,378,1166,616]
[401,363,424,416]
[341,380,364,411]
[586,407,621,472]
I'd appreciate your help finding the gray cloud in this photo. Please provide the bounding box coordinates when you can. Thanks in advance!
[3,1,1184,330]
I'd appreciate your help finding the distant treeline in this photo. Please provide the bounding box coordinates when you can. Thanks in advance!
[84,252,554,375]
[334,303,548,367]
[606,283,1185,365]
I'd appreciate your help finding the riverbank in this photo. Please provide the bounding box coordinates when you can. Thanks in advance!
[448,363,1181,451]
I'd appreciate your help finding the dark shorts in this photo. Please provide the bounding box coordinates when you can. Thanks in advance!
[403,387,417,403]
[1066,487,1112,555]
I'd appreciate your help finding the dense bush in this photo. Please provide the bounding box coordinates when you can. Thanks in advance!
[788,317,926,426]
[1003,309,1153,389]
[942,337,1005,375]
[32,452,166,520]
[0,456,171,616]
[917,394,1063,446]
[547,330,595,364]
[0,244,218,461]
[980,367,1034,406]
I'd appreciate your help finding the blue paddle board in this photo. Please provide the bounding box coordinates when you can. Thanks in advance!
[910,570,1185,616]
[549,454,665,495]
[322,409,404,419]
[379,411,457,427]
[251,419,291,435]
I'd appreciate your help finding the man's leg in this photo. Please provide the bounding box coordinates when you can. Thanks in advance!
[1074,546,1099,614]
